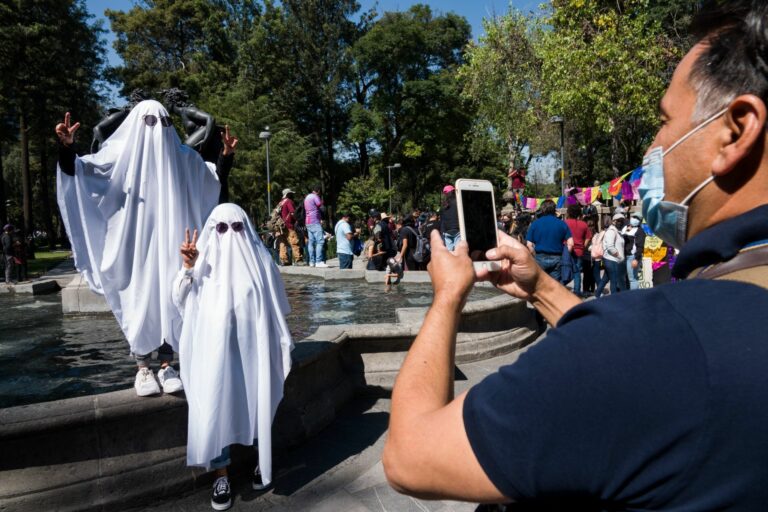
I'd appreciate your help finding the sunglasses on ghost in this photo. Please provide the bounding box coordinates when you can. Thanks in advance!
[216,222,245,234]
[142,114,173,127]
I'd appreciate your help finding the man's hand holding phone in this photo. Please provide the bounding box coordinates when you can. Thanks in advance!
[427,230,476,310]
[476,230,582,326]
[474,230,543,302]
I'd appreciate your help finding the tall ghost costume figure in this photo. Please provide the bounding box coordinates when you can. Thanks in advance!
[56,100,222,357]
[172,203,293,486]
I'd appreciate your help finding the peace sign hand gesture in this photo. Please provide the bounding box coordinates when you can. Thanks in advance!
[180,228,199,269]
[55,112,80,146]
[221,125,238,156]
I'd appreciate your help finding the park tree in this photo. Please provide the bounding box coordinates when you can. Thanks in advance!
[537,0,677,183]
[106,0,246,100]
[458,11,551,172]
[0,0,106,245]
[349,5,479,211]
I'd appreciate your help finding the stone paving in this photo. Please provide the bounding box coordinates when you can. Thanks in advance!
[137,336,541,512]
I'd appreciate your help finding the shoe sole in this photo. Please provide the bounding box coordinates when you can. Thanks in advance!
[252,482,268,491]
[162,381,183,394]
[211,498,232,511]
[135,387,161,397]
[163,379,184,393]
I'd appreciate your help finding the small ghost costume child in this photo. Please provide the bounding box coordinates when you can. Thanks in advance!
[57,100,221,356]
[172,204,293,484]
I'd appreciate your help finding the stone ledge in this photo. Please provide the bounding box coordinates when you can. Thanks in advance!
[0,279,60,295]
[2,281,540,511]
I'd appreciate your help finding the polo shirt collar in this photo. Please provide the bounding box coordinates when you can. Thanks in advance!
[673,204,768,279]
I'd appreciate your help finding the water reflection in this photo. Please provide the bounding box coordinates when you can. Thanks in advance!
[0,276,499,407]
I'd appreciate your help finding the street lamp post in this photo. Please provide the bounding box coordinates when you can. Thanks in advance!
[550,116,565,196]
[386,163,401,214]
[259,127,272,214]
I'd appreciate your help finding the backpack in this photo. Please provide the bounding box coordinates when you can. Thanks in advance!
[266,199,286,232]
[590,230,606,260]
[412,226,431,263]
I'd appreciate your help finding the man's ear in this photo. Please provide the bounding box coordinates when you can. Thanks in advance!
[712,94,767,176]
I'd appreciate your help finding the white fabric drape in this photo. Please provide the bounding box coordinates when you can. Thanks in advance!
[173,203,293,484]
[57,100,221,355]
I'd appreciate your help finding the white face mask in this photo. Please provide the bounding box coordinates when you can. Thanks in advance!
[638,108,727,247]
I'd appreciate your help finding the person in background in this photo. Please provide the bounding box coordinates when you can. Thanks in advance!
[597,213,627,297]
[622,213,647,290]
[1,224,14,284]
[304,183,327,268]
[440,185,461,251]
[379,212,397,260]
[508,166,526,200]
[398,216,422,271]
[565,204,592,298]
[582,217,599,296]
[278,188,301,266]
[525,199,574,282]
[334,212,355,270]
[12,232,28,283]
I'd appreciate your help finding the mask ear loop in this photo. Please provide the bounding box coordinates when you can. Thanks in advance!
[665,108,728,206]
[663,108,728,156]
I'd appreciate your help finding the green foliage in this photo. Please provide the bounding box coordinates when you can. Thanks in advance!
[0,0,106,241]
[458,11,551,168]
[538,0,677,179]
[336,173,391,219]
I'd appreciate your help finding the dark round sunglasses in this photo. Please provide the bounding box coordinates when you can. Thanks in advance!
[142,114,173,127]
[216,221,245,234]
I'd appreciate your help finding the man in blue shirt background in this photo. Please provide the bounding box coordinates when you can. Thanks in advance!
[334,212,354,270]
[525,199,573,281]
[383,1,768,509]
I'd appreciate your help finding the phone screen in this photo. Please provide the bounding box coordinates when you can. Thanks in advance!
[460,189,497,261]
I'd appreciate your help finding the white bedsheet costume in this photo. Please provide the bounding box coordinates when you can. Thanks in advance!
[57,100,221,356]
[172,203,293,484]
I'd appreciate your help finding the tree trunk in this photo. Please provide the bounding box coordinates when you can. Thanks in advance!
[324,109,335,218]
[0,144,7,225]
[38,139,55,250]
[20,113,32,236]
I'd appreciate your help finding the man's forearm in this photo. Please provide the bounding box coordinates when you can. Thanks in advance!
[530,273,582,326]
[390,296,462,423]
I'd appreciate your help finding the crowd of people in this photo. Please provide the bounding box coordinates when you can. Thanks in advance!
[384,1,768,510]
[262,177,660,303]
[260,183,460,284]
[1,223,28,284]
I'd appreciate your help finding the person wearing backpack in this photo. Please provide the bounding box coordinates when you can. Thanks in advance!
[276,189,301,266]
[397,216,424,271]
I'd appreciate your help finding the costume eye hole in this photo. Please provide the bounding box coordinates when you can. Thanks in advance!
[215,222,229,234]
[231,222,244,233]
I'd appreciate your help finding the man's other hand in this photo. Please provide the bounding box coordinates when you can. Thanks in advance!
[427,230,475,308]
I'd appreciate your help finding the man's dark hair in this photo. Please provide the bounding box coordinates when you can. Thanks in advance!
[402,216,414,227]
[312,183,322,193]
[690,1,768,120]
[540,199,557,216]
[567,204,582,219]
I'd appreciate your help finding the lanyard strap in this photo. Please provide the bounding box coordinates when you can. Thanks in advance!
[694,241,768,285]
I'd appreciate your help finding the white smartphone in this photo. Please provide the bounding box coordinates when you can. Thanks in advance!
[455,178,501,272]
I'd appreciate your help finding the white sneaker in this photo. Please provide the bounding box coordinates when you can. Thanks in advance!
[309,262,315,267]
[157,365,183,393]
[134,368,161,397]
[315,262,328,268]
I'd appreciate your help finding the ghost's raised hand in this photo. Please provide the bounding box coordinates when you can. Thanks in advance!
[180,228,199,269]
[221,125,239,156]
[55,112,80,146]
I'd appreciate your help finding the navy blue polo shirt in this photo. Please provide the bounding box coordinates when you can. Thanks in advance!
[464,205,768,510]
[526,215,572,255]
